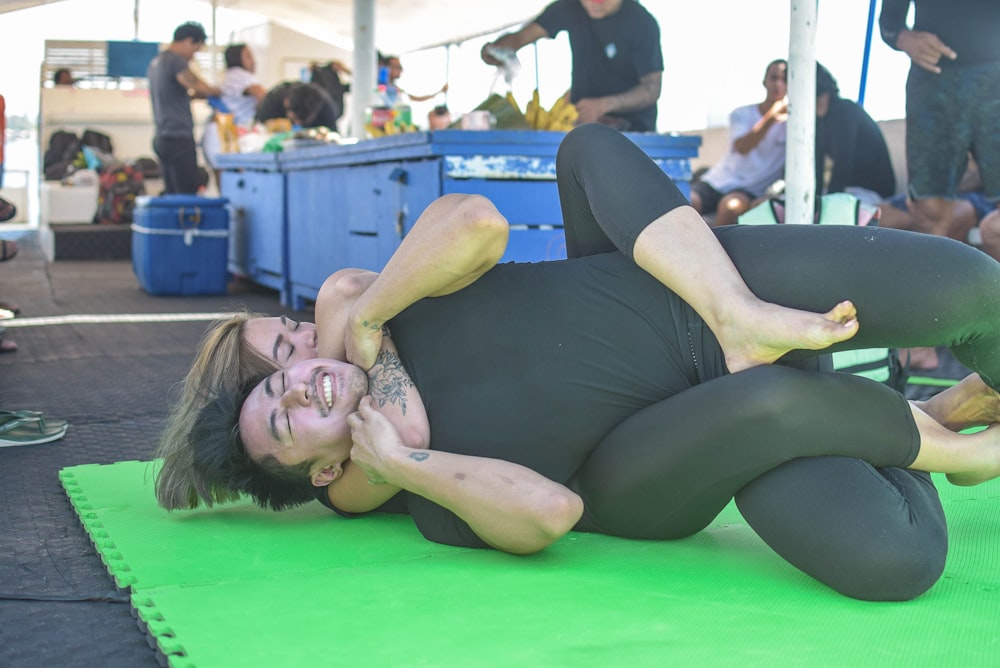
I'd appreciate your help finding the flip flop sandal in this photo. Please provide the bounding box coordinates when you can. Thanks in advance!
[0,326,16,353]
[0,410,68,447]
[0,300,21,315]
[0,239,18,261]
[0,198,16,223]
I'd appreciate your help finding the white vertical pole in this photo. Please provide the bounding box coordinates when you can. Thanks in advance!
[351,0,377,139]
[786,0,817,225]
[210,0,220,82]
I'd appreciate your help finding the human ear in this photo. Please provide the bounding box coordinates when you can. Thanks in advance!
[312,465,340,487]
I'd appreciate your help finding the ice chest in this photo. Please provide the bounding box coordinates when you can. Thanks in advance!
[131,195,230,295]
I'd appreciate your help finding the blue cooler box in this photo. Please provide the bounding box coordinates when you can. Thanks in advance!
[131,195,230,295]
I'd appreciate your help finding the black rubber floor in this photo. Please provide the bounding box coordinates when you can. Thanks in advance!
[0,235,309,668]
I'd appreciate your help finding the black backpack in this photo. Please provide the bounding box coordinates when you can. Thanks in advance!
[310,63,349,125]
[43,130,83,180]
[81,129,114,156]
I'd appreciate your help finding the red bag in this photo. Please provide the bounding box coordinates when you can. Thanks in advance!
[96,164,145,224]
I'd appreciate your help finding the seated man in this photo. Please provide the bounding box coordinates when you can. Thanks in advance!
[814,63,896,206]
[879,155,1000,258]
[690,59,788,227]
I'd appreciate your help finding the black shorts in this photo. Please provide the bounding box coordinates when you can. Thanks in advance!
[690,180,754,212]
[906,62,1000,200]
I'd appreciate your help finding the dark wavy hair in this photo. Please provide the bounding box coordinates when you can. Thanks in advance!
[816,62,840,99]
[224,43,247,69]
[190,375,317,511]
[173,21,208,45]
[286,83,340,129]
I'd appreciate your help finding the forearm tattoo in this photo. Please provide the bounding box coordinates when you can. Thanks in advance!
[368,349,415,415]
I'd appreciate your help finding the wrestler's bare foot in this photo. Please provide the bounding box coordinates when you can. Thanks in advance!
[946,424,1000,486]
[721,299,860,373]
[918,373,1000,431]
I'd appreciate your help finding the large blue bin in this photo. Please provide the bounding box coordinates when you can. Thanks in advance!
[131,195,230,296]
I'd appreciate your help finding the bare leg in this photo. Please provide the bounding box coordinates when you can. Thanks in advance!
[900,345,939,371]
[877,201,915,230]
[556,124,861,374]
[911,197,972,241]
[688,189,704,213]
[917,373,1000,431]
[980,209,1000,263]
[908,404,1000,486]
[714,192,752,227]
[633,206,860,373]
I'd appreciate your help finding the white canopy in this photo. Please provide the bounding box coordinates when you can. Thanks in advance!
[0,0,536,52]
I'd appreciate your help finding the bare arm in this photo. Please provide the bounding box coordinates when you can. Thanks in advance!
[732,99,788,155]
[481,22,549,64]
[574,71,662,125]
[348,396,583,554]
[177,68,221,99]
[403,82,448,103]
[315,194,509,369]
[245,83,268,103]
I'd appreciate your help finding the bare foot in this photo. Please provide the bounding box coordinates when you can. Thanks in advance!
[917,373,1000,431]
[946,424,1000,486]
[722,300,860,373]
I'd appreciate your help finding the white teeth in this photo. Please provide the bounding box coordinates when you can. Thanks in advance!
[323,375,333,407]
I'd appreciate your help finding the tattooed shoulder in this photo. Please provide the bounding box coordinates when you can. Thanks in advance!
[368,349,415,414]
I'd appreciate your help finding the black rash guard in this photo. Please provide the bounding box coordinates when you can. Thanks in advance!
[880,0,1000,68]
[319,125,1000,601]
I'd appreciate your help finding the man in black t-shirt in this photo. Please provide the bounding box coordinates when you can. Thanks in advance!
[482,0,663,132]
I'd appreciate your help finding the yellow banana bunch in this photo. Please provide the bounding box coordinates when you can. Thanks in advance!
[547,99,579,131]
[508,90,578,131]
[524,89,541,128]
[505,91,521,115]
[366,121,419,139]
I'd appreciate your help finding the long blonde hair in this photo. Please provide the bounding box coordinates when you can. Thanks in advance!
[154,310,280,509]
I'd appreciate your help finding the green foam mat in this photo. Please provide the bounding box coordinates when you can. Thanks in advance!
[61,461,1000,667]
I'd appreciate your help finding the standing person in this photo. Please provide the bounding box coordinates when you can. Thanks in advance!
[379,54,448,105]
[690,59,788,226]
[202,43,267,187]
[481,0,662,132]
[879,0,1000,240]
[814,63,895,206]
[148,21,221,195]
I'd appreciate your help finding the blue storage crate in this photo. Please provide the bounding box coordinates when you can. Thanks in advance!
[131,195,230,296]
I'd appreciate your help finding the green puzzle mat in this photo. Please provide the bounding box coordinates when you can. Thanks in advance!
[61,460,1000,667]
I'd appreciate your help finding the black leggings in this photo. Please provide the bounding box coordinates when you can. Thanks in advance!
[557,124,1000,600]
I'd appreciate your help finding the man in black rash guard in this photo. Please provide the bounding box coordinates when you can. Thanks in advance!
[193,125,1000,602]
[879,0,1000,239]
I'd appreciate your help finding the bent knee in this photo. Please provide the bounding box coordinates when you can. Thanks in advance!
[828,540,946,602]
